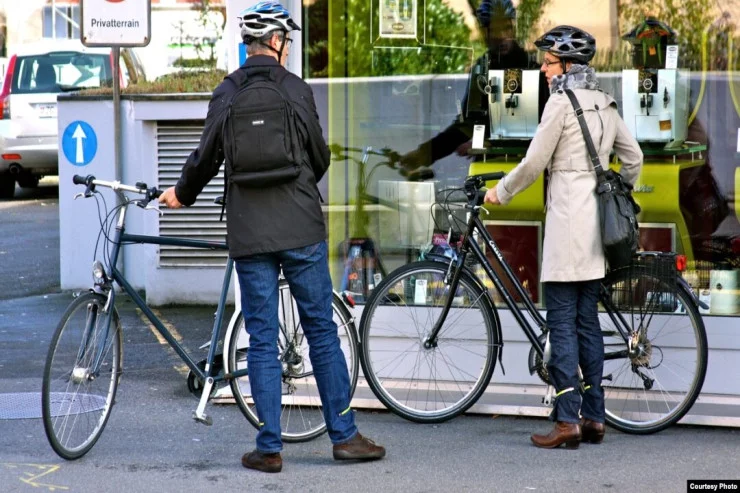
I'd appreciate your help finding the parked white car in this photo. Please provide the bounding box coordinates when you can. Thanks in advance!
[0,40,145,198]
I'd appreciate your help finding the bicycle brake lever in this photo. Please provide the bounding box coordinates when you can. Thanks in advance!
[144,204,164,216]
[73,192,85,200]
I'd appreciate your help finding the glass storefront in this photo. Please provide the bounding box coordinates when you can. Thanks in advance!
[301,0,740,316]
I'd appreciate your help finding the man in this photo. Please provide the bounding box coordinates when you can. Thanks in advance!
[400,0,547,169]
[159,1,385,473]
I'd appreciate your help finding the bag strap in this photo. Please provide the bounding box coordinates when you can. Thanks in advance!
[563,89,607,187]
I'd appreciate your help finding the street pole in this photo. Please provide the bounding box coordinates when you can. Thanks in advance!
[112,46,122,182]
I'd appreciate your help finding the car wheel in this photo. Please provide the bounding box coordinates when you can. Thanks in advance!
[0,174,16,199]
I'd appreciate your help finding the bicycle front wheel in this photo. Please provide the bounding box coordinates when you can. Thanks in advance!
[359,261,500,423]
[600,268,707,434]
[42,292,122,460]
[227,280,359,442]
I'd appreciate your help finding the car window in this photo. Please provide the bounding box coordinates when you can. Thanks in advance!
[11,52,113,94]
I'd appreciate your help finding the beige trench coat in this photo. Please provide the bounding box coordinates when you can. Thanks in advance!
[495,88,643,282]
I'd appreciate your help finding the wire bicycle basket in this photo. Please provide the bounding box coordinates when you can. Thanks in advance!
[610,252,679,314]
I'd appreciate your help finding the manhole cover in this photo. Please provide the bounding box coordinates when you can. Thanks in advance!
[0,392,106,420]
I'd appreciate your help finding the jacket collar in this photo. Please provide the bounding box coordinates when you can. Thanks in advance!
[243,54,280,68]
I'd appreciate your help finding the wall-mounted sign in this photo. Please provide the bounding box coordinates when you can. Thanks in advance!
[62,121,98,167]
[81,0,152,47]
[380,0,417,39]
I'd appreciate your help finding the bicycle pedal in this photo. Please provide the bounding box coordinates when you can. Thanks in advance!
[192,411,213,426]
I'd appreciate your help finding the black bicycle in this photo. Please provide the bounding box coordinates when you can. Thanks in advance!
[42,175,359,460]
[358,172,708,434]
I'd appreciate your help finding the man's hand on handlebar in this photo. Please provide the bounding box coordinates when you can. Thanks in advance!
[455,140,475,159]
[398,148,425,172]
[159,187,183,209]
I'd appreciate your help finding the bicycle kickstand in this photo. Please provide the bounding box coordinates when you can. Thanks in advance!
[192,377,214,426]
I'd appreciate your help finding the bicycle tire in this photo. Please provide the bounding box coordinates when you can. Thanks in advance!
[227,279,359,442]
[42,292,122,460]
[600,268,708,434]
[359,261,501,423]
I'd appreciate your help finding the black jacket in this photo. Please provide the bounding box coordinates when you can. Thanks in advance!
[175,55,331,258]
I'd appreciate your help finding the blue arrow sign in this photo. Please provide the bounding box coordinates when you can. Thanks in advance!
[62,121,97,166]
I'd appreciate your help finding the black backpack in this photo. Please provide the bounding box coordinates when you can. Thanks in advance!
[222,66,302,188]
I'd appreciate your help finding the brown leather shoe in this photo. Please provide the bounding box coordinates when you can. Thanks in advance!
[531,422,581,449]
[333,433,386,461]
[241,450,282,473]
[581,418,605,444]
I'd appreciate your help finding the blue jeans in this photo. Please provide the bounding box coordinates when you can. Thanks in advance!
[544,280,605,424]
[234,240,357,453]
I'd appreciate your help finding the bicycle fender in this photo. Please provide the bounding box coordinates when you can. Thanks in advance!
[677,275,709,310]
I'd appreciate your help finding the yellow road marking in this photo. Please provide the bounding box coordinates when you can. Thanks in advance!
[135,308,189,376]
[1,463,68,491]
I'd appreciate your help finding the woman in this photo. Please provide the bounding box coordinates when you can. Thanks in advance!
[484,25,643,448]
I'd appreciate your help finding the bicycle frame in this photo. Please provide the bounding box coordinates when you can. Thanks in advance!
[97,200,248,387]
[426,208,548,358]
[426,175,635,362]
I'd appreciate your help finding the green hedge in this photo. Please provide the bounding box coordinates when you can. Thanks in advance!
[78,70,228,96]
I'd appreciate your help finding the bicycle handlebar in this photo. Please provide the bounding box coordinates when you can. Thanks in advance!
[463,172,506,207]
[328,144,435,182]
[73,174,163,201]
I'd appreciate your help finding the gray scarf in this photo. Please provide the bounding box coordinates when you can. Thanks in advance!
[549,64,600,94]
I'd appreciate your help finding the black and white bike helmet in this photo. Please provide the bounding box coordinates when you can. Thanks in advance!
[238,1,301,42]
[534,25,596,64]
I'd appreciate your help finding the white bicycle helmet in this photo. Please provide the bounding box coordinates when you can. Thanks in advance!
[534,25,596,64]
[238,1,301,42]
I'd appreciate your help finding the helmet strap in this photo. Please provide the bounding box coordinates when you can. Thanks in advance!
[260,32,287,63]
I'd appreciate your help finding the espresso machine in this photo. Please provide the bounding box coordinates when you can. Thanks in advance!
[621,68,690,146]
[621,18,690,147]
[486,68,541,139]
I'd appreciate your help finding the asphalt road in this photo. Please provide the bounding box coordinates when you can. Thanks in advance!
[0,178,61,300]
[1,181,739,493]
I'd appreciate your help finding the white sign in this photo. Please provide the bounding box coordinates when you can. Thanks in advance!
[379,0,417,39]
[472,125,486,149]
[665,45,679,69]
[81,0,151,47]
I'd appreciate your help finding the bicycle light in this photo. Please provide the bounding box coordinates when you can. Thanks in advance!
[92,261,107,285]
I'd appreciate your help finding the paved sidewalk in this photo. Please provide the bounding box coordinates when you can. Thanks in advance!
[2,291,739,492]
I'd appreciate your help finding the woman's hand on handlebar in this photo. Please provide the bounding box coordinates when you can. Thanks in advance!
[159,187,183,209]
[484,186,501,205]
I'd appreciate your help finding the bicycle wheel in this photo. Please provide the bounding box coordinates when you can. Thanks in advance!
[42,292,122,459]
[600,268,707,434]
[359,261,500,423]
[227,280,359,442]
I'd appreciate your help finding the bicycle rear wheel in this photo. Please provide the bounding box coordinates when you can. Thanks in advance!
[42,292,122,459]
[227,280,358,442]
[600,268,707,434]
[359,261,500,423]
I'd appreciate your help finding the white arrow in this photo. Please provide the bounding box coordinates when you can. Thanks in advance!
[72,124,87,164]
